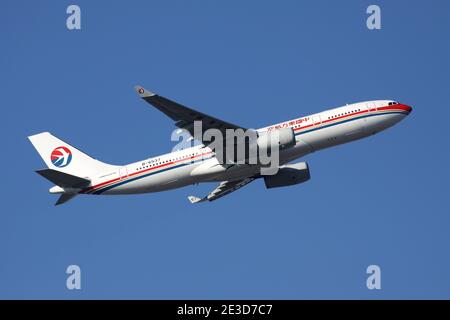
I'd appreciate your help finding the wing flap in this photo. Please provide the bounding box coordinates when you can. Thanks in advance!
[188,177,255,203]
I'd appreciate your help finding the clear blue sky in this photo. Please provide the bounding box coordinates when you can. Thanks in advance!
[1,0,449,299]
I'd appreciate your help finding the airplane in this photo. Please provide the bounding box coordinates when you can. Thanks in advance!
[28,86,412,205]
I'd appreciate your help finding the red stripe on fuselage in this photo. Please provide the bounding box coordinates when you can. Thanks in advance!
[81,151,213,194]
[82,104,408,194]
[376,104,411,112]
[293,104,407,132]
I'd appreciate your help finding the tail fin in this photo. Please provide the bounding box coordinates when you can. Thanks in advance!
[28,132,117,178]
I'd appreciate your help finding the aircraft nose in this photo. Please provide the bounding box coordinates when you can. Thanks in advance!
[402,104,413,114]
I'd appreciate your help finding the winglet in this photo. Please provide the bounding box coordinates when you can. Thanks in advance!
[134,85,155,98]
[188,196,206,204]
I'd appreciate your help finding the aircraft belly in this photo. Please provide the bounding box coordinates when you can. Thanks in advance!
[365,113,404,135]
[279,139,313,165]
[103,164,198,195]
[96,114,402,196]
[301,118,368,151]
[208,165,260,182]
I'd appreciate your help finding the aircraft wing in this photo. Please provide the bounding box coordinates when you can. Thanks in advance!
[188,177,255,203]
[135,85,248,140]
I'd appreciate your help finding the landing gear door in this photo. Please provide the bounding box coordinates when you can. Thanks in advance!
[119,167,128,179]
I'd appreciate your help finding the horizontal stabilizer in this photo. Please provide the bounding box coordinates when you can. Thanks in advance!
[36,169,90,188]
[55,193,77,206]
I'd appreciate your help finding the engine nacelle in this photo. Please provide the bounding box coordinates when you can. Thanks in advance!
[264,162,311,189]
[257,127,296,153]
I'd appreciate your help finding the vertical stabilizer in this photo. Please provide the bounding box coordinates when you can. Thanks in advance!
[28,132,118,178]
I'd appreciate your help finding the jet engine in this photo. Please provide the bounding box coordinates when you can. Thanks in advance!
[264,161,311,189]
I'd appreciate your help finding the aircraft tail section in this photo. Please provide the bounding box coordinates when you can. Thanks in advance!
[28,132,117,178]
[34,169,91,206]
[29,132,119,205]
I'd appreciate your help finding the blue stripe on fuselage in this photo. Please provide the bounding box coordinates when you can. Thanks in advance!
[92,158,207,195]
[93,111,406,194]
[294,111,408,136]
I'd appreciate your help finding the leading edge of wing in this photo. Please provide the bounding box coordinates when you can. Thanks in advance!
[134,85,248,133]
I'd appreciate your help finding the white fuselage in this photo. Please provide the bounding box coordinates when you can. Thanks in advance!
[80,100,411,196]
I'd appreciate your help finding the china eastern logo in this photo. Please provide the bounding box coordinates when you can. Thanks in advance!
[51,146,72,168]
